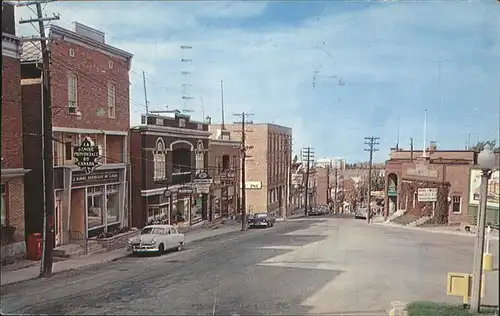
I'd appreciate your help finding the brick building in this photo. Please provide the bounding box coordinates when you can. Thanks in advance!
[315,166,330,206]
[208,126,241,220]
[1,2,29,261]
[21,23,133,246]
[385,146,477,225]
[130,112,211,228]
[224,123,292,216]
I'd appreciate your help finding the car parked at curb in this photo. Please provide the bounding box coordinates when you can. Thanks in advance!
[248,213,276,228]
[128,224,185,255]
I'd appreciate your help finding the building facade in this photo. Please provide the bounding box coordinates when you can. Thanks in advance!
[21,23,133,245]
[384,147,477,225]
[208,126,241,220]
[1,3,29,260]
[130,112,211,228]
[224,123,292,216]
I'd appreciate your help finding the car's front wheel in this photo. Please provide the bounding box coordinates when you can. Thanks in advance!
[158,243,165,254]
[177,242,183,251]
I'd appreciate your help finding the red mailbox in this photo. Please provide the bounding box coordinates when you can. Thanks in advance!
[27,233,43,261]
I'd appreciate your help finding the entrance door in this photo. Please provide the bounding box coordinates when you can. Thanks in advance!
[55,194,63,246]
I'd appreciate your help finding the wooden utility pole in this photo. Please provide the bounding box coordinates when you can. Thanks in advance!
[410,137,414,162]
[326,164,330,209]
[142,71,149,115]
[19,0,60,277]
[233,112,253,231]
[302,147,314,216]
[364,137,380,223]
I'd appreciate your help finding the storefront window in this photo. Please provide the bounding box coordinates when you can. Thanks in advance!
[192,196,203,224]
[176,200,186,223]
[87,186,104,229]
[1,184,6,226]
[147,206,169,225]
[106,184,120,225]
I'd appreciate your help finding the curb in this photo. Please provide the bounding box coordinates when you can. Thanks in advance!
[373,222,500,240]
[387,301,408,316]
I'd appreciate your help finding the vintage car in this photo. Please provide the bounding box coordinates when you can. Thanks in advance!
[128,224,185,255]
[248,213,276,228]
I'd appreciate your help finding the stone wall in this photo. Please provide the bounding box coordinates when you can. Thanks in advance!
[95,229,139,251]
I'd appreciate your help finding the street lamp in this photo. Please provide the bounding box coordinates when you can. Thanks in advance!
[470,145,496,313]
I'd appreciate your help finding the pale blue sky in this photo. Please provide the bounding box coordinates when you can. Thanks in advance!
[17,1,500,162]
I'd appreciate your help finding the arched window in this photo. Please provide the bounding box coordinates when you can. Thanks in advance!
[195,140,204,172]
[154,138,166,180]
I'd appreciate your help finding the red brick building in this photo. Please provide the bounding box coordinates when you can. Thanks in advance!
[1,2,29,261]
[315,166,330,206]
[208,125,241,220]
[384,146,476,225]
[21,23,133,246]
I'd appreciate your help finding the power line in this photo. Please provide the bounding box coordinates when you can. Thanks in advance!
[364,136,380,223]
[302,147,315,216]
[233,112,254,231]
[19,0,60,278]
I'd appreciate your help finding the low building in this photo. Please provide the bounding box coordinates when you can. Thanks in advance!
[130,112,211,228]
[208,126,241,220]
[384,145,480,225]
[224,123,292,216]
[21,23,133,245]
[1,3,29,262]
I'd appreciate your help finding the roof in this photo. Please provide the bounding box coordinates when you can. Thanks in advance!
[20,41,41,62]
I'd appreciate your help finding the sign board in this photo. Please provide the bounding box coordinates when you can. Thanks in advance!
[469,169,499,209]
[194,183,211,194]
[73,137,100,174]
[446,272,484,304]
[387,184,398,197]
[220,171,236,182]
[407,163,438,178]
[292,174,303,185]
[163,189,171,197]
[417,188,438,202]
[193,171,213,184]
[245,181,262,190]
[72,172,119,185]
[177,186,194,195]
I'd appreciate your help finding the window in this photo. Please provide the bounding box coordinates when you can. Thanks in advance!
[179,119,186,127]
[106,184,120,224]
[195,141,204,172]
[108,61,113,69]
[64,142,72,161]
[69,48,75,57]
[87,186,104,229]
[154,138,166,180]
[107,83,116,118]
[222,155,230,170]
[197,124,203,130]
[452,196,462,214]
[1,184,6,226]
[215,156,221,175]
[68,74,78,111]
[156,118,164,126]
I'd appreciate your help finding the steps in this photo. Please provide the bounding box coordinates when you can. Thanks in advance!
[387,209,406,222]
[53,240,106,259]
[408,215,432,227]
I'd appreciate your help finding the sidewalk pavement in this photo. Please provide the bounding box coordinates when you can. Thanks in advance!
[0,223,242,287]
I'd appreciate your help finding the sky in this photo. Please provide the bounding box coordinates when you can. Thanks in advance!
[15,0,500,162]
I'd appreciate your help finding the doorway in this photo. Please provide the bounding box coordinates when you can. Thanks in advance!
[55,191,63,246]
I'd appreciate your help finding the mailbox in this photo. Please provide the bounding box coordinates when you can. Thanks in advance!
[27,233,43,261]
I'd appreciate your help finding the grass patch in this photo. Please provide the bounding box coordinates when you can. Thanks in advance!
[407,301,498,316]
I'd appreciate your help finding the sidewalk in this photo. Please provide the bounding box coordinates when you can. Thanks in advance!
[0,223,242,287]
[276,208,306,221]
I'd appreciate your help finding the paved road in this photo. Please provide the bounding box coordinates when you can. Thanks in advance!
[1,217,498,315]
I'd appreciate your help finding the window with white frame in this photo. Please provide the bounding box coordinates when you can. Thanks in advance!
[87,186,104,229]
[108,82,116,118]
[179,119,186,127]
[68,74,78,112]
[106,184,120,224]
[1,184,6,226]
[451,196,462,214]
[154,138,166,180]
[195,141,204,172]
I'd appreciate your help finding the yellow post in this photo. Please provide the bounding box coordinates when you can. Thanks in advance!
[483,253,494,271]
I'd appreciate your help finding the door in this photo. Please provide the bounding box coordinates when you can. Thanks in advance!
[55,192,63,246]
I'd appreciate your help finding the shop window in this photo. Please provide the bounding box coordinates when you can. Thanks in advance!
[106,184,120,225]
[87,186,104,229]
[1,184,6,226]
[452,196,462,214]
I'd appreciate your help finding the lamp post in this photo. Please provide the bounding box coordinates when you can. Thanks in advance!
[470,145,496,313]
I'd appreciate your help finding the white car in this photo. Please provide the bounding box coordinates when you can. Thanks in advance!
[128,224,185,255]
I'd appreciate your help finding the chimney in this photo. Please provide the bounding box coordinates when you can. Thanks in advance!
[429,141,438,152]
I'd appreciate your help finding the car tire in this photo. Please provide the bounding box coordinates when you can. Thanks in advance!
[177,242,183,252]
[158,243,165,255]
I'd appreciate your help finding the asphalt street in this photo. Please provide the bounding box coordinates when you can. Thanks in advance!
[1,217,498,315]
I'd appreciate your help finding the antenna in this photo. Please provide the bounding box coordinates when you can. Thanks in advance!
[221,80,225,130]
[181,45,194,114]
[422,109,428,157]
[200,97,205,122]
[396,116,400,150]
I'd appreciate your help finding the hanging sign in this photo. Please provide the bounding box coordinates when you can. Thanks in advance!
[73,137,100,174]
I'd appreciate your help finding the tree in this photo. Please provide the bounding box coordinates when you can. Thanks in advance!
[470,140,499,152]
[343,178,359,210]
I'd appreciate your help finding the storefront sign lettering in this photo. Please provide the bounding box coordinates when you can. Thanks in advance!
[177,187,194,195]
[73,137,100,174]
[194,170,213,184]
[220,171,236,182]
[72,172,119,185]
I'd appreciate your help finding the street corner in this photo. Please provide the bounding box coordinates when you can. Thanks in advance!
[387,301,408,316]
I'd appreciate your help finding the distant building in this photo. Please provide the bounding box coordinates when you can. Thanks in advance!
[316,157,346,170]
[224,123,292,216]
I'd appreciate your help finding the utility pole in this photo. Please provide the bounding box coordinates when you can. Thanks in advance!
[142,71,149,115]
[333,167,338,214]
[19,0,60,277]
[364,137,380,223]
[326,164,330,210]
[233,112,254,231]
[284,136,292,221]
[302,147,315,216]
[410,137,414,162]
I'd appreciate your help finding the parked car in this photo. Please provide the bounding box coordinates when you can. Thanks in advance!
[128,224,185,255]
[248,213,276,228]
[354,207,369,220]
[309,206,328,216]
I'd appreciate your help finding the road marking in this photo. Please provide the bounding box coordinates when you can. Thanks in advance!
[252,245,299,250]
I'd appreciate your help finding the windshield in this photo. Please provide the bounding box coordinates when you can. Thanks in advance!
[254,213,267,218]
[141,227,154,235]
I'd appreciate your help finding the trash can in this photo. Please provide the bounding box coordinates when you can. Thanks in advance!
[27,233,43,261]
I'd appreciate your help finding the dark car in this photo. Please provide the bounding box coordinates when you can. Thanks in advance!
[248,213,276,228]
[309,206,328,216]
